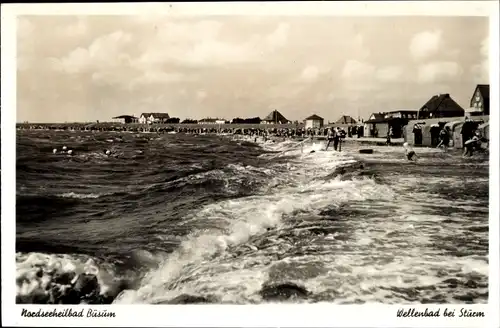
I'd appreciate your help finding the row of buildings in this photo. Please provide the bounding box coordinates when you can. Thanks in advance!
[111,110,358,127]
[362,84,490,144]
[110,84,489,147]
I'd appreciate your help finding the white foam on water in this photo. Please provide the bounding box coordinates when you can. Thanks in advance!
[59,192,102,199]
[115,139,397,304]
[15,252,120,301]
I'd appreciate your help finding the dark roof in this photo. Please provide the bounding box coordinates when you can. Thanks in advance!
[141,112,170,119]
[366,113,385,122]
[336,115,357,124]
[305,114,324,121]
[365,117,408,124]
[262,110,289,123]
[385,110,418,114]
[112,115,137,119]
[199,118,222,122]
[420,94,464,113]
[477,84,490,99]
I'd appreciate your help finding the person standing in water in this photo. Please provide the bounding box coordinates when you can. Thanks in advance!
[333,127,341,151]
[403,142,418,161]
[325,127,336,151]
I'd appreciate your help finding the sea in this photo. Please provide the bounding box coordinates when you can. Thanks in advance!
[15,130,489,304]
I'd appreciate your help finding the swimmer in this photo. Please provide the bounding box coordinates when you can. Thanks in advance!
[403,142,418,161]
[62,146,67,151]
[67,150,73,155]
[105,150,111,156]
[53,148,57,154]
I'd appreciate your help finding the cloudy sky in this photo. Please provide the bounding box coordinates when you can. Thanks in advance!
[17,15,489,123]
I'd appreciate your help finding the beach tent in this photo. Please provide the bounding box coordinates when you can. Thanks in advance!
[444,121,463,147]
[451,122,465,148]
[428,123,443,147]
[411,123,424,145]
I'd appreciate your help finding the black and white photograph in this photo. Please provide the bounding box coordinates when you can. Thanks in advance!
[2,1,499,326]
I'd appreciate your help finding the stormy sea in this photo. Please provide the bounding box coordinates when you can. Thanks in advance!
[16,130,489,304]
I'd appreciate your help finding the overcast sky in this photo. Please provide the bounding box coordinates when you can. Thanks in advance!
[17,15,489,123]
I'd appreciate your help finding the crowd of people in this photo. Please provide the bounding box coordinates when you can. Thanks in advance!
[17,124,360,141]
[18,121,488,159]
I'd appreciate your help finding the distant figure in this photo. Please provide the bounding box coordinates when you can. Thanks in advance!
[67,150,73,155]
[325,127,335,151]
[62,146,67,151]
[105,150,111,156]
[386,127,393,145]
[325,127,337,150]
[436,126,450,151]
[333,127,341,151]
[53,148,57,154]
[403,142,418,161]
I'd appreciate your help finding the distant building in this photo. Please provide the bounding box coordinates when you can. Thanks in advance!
[112,115,138,124]
[198,118,226,124]
[335,115,357,124]
[383,110,418,120]
[364,110,418,138]
[262,110,290,124]
[468,84,490,117]
[364,113,387,137]
[304,114,324,129]
[417,93,464,119]
[139,113,170,124]
[231,117,261,124]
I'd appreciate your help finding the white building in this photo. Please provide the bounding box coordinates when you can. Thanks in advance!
[198,118,226,124]
[304,114,324,129]
[139,112,170,124]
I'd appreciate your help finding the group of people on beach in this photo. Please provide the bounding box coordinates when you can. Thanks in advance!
[325,127,347,151]
[403,125,487,162]
[435,126,486,157]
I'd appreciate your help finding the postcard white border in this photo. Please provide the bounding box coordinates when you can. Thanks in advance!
[2,1,499,327]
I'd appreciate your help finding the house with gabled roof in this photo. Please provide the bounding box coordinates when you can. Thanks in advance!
[417,93,464,119]
[262,110,290,124]
[304,114,324,129]
[469,84,489,116]
[139,112,170,124]
[336,115,357,124]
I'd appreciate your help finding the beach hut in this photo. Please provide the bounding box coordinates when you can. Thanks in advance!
[304,114,324,129]
[451,122,465,148]
[428,123,443,147]
[444,121,463,147]
[410,122,425,145]
[477,122,489,141]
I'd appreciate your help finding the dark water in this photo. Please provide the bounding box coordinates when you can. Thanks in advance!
[16,130,489,304]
